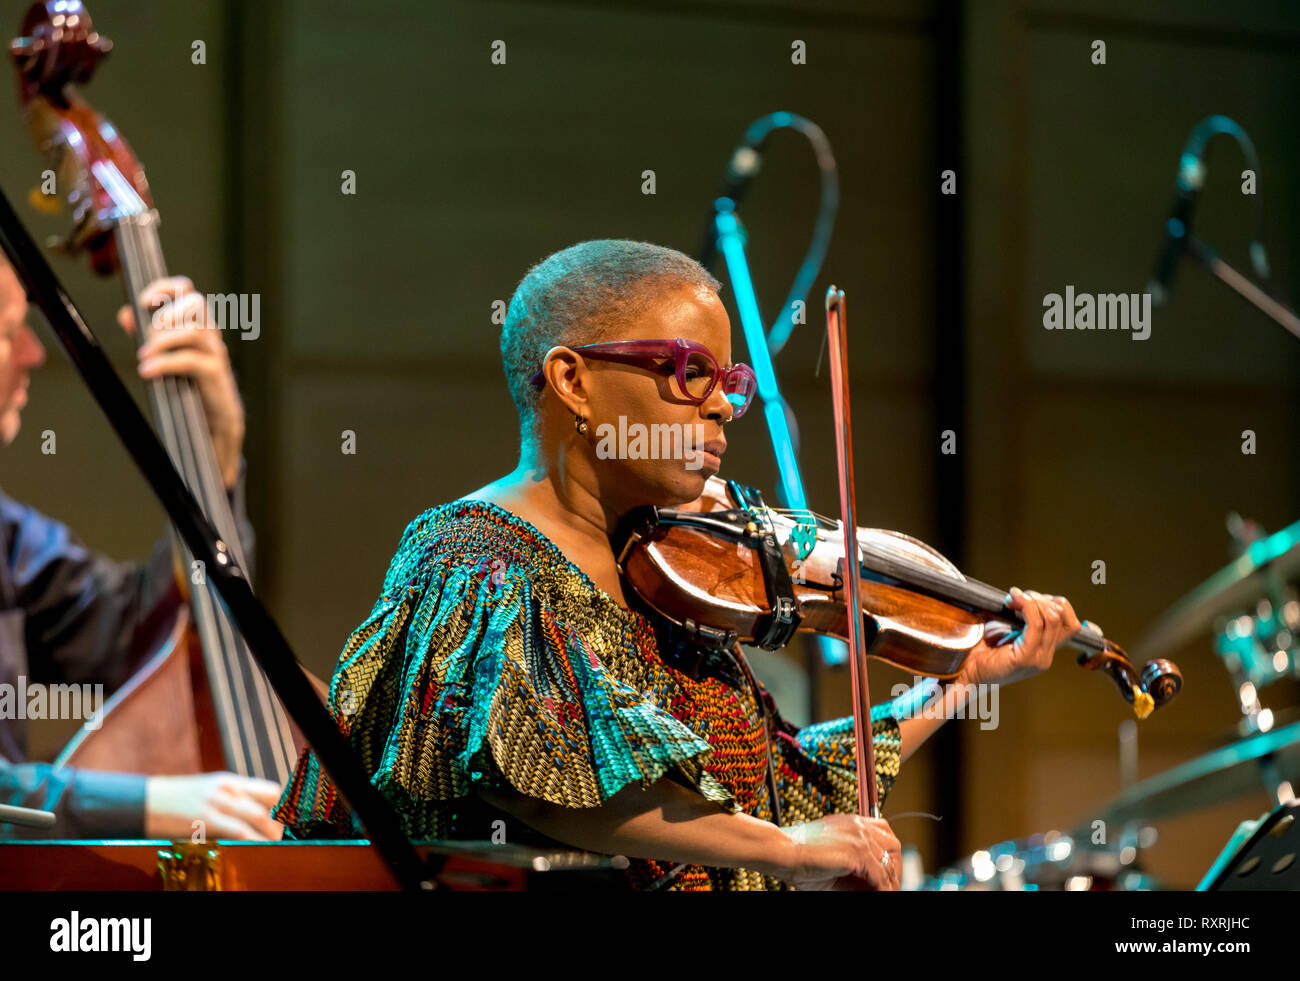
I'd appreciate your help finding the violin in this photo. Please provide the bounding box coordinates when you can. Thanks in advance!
[619,282,1181,839]
[10,1,309,781]
[616,475,1183,719]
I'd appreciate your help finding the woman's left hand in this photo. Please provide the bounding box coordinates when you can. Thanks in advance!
[954,586,1082,689]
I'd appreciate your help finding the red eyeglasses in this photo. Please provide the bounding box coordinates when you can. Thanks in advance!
[529,337,757,419]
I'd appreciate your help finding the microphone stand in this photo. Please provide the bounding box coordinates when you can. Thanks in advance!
[711,200,807,509]
[0,184,436,891]
[1152,116,1300,342]
[710,201,848,723]
[1183,235,1300,341]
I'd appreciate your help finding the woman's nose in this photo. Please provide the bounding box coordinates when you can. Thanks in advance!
[703,385,732,423]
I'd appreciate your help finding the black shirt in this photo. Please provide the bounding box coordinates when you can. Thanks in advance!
[0,464,254,838]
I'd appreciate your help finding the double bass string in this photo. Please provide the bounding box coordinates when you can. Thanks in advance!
[117,213,296,783]
[117,215,251,775]
[120,217,246,772]
[129,216,296,782]
[136,222,296,783]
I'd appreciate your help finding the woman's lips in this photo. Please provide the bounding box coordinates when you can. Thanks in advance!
[692,439,726,472]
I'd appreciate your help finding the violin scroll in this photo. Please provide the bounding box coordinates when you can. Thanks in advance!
[1076,638,1184,719]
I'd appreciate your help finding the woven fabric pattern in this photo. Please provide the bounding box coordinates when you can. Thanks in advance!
[274,500,903,890]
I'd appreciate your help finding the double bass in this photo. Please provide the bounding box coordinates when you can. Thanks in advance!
[9,1,308,784]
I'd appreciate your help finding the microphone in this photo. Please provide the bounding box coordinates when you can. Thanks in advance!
[1146,148,1204,308]
[1147,115,1271,308]
[696,125,771,270]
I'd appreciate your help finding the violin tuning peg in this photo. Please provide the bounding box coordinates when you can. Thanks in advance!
[1131,687,1154,720]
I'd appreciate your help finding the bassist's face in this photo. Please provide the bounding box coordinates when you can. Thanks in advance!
[0,262,46,444]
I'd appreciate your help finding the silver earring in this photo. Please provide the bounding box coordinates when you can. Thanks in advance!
[574,414,589,436]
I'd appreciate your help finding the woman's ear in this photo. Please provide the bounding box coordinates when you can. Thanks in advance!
[539,346,588,417]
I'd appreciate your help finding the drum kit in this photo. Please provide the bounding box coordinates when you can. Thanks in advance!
[919,514,1300,891]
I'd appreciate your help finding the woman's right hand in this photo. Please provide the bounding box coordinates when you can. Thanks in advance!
[775,814,902,890]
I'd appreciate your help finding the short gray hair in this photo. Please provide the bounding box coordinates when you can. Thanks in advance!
[500,240,722,441]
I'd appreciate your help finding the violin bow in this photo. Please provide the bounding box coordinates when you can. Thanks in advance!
[825,286,880,818]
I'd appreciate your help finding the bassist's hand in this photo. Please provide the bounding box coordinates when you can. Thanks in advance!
[118,277,246,490]
[144,772,283,841]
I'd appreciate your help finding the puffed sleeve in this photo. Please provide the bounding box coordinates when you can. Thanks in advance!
[765,694,903,824]
[275,511,733,839]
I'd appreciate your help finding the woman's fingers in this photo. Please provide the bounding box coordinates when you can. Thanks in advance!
[1009,586,1043,662]
[860,818,901,890]
[1035,591,1080,657]
[1027,590,1062,668]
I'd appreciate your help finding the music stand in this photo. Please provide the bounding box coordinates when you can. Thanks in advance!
[1201,800,1299,891]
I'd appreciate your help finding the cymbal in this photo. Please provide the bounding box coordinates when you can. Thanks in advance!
[1134,518,1300,661]
[1095,720,1300,824]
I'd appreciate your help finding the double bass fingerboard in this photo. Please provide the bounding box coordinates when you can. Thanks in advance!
[109,184,296,785]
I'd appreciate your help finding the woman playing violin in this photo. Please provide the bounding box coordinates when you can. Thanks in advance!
[274,240,1084,890]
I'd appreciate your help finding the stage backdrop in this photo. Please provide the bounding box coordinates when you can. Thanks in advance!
[3,0,1298,884]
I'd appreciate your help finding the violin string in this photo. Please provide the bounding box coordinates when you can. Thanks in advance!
[748,498,1097,646]
[766,505,832,523]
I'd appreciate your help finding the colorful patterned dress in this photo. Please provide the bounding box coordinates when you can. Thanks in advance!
[274,500,903,890]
